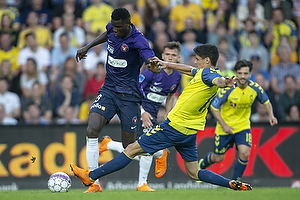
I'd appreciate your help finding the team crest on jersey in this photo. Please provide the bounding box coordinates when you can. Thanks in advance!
[121,44,129,52]
[132,116,137,124]
[170,84,177,92]
[230,102,237,108]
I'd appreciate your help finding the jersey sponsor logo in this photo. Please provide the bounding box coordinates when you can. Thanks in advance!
[93,94,103,103]
[107,44,114,54]
[131,125,137,129]
[121,43,129,52]
[230,102,237,108]
[153,82,161,85]
[108,56,127,68]
[139,74,145,83]
[90,103,106,111]
[150,85,162,92]
[147,92,166,103]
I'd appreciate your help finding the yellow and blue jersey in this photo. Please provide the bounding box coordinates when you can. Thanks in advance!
[168,67,222,135]
[211,80,269,135]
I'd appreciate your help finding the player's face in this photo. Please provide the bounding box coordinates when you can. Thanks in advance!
[195,55,206,68]
[111,19,131,38]
[162,48,180,63]
[235,66,251,86]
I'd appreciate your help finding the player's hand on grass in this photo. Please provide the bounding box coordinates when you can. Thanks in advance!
[269,116,278,126]
[142,111,153,129]
[222,124,234,134]
[76,46,89,62]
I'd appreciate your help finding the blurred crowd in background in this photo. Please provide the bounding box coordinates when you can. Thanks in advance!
[0,0,300,125]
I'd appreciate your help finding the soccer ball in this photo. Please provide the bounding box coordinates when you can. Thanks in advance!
[47,172,71,192]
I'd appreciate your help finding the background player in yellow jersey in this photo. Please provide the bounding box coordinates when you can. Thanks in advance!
[70,44,252,191]
[199,60,278,181]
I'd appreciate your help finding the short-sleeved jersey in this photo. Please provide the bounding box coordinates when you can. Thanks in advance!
[18,26,53,49]
[169,3,204,32]
[168,67,222,135]
[102,22,155,101]
[0,46,19,72]
[139,69,181,121]
[211,80,269,135]
[82,3,113,33]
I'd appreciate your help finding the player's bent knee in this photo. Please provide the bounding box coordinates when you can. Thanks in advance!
[213,154,225,163]
[124,141,144,158]
[86,126,99,138]
[186,170,198,180]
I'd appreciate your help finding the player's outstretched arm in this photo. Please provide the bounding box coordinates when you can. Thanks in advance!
[76,31,108,62]
[263,102,278,126]
[158,60,195,76]
[213,76,236,88]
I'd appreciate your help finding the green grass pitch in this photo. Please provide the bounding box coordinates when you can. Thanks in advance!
[1,187,300,200]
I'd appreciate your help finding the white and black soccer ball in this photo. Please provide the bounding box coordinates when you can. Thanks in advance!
[47,172,71,193]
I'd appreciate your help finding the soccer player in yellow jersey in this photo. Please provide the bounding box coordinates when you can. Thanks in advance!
[70,44,253,191]
[199,60,278,181]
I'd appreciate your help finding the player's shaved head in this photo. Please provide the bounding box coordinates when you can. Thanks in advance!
[111,8,131,22]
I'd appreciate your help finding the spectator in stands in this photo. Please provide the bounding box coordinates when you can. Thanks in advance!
[207,22,237,56]
[83,61,105,99]
[56,57,85,95]
[179,29,201,64]
[22,82,52,123]
[249,54,269,84]
[20,58,48,98]
[83,43,107,78]
[277,75,300,122]
[52,0,83,31]
[0,0,20,31]
[177,17,205,44]
[17,11,52,49]
[79,93,96,123]
[250,102,269,123]
[53,13,85,48]
[264,0,293,21]
[0,32,19,75]
[0,13,20,46]
[239,30,269,71]
[218,37,238,70]
[53,75,81,118]
[122,1,145,34]
[18,32,51,73]
[152,31,169,59]
[20,0,52,30]
[264,8,297,56]
[168,0,205,41]
[293,0,300,29]
[217,52,235,78]
[271,35,298,67]
[236,18,263,52]
[270,45,300,95]
[236,0,265,30]
[24,102,49,125]
[51,33,77,88]
[0,60,13,89]
[145,19,172,45]
[206,0,237,37]
[0,78,20,119]
[82,0,113,41]
[0,103,18,125]
[56,105,81,124]
[287,104,300,122]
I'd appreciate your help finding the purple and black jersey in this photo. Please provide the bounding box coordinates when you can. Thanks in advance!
[139,69,182,122]
[102,22,155,102]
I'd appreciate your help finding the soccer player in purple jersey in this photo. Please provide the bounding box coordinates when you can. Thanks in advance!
[75,8,161,193]
[96,41,182,191]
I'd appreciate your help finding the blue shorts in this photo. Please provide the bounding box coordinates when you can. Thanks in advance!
[214,129,252,155]
[90,88,141,133]
[138,119,198,161]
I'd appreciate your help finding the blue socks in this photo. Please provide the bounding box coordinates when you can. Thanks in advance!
[198,169,231,188]
[89,152,132,181]
[232,158,248,180]
[200,152,213,169]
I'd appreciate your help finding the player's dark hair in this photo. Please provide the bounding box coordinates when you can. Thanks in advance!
[111,8,131,22]
[234,59,253,72]
[193,44,219,67]
[163,41,181,53]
